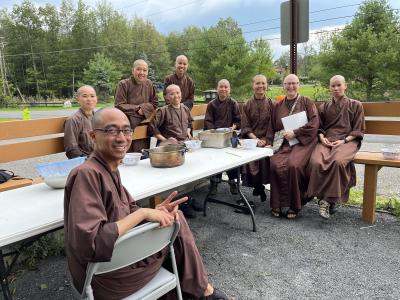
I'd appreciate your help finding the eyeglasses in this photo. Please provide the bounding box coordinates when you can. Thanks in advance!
[94,126,133,136]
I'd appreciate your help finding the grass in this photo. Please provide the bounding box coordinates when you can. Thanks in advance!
[347,188,400,219]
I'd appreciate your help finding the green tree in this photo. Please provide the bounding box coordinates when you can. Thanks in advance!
[317,0,400,100]
[249,38,276,80]
[81,52,121,101]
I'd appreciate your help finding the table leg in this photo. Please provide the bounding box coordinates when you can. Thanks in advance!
[362,164,378,224]
[0,249,13,300]
[203,168,257,232]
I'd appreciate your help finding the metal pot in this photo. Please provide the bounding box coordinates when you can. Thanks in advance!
[142,145,187,168]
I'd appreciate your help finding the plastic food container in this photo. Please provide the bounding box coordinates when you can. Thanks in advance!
[122,153,142,165]
[198,129,233,148]
[381,147,400,160]
[241,139,258,150]
[35,157,85,189]
[184,140,202,151]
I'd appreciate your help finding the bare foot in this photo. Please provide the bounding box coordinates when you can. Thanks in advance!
[204,283,214,296]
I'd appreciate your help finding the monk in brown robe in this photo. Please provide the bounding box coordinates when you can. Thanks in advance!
[204,79,241,195]
[151,84,193,144]
[306,75,365,219]
[270,74,319,219]
[163,55,195,110]
[64,85,96,159]
[115,59,158,151]
[64,107,228,300]
[241,75,274,202]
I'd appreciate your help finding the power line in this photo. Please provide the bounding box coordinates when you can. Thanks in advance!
[116,0,149,11]
[145,0,204,18]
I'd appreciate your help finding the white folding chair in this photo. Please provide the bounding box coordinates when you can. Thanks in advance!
[77,222,183,300]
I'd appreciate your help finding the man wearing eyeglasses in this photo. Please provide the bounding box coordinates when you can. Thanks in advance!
[64,85,97,159]
[64,107,229,300]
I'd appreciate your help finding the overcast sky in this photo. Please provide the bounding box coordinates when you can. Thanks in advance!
[2,0,399,59]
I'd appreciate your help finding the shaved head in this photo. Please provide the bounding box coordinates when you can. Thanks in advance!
[283,74,299,85]
[253,74,267,83]
[175,55,188,64]
[132,59,148,69]
[76,85,96,97]
[92,107,128,128]
[165,84,180,94]
[217,79,230,88]
[330,75,346,84]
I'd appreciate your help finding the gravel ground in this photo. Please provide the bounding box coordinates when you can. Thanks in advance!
[8,184,400,300]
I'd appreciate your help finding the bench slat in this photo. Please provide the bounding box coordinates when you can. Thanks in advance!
[191,104,207,116]
[364,120,400,135]
[0,117,66,140]
[0,137,65,163]
[362,101,400,117]
[354,151,400,167]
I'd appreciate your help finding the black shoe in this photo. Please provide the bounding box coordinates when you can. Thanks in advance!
[190,197,204,212]
[228,180,238,195]
[259,190,267,202]
[329,203,338,215]
[180,203,196,219]
[253,185,265,196]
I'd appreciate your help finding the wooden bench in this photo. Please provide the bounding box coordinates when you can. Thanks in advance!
[352,102,400,224]
[0,104,208,193]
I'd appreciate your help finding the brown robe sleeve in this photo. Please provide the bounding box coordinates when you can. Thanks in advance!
[65,169,119,262]
[292,97,319,145]
[182,78,195,110]
[240,101,253,138]
[115,80,140,115]
[349,100,365,139]
[64,117,85,159]
[232,101,241,129]
[149,108,165,137]
[204,101,216,130]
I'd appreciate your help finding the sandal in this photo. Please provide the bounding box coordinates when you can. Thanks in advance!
[285,209,298,219]
[200,287,229,300]
[271,208,282,218]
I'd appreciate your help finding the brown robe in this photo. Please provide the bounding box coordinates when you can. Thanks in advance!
[64,152,208,300]
[241,95,274,187]
[63,108,94,159]
[150,104,193,141]
[270,96,319,211]
[203,96,241,130]
[163,73,195,110]
[115,77,158,152]
[114,77,158,129]
[306,96,365,203]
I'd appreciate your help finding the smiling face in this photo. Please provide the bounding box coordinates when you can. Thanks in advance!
[252,75,268,98]
[329,75,347,99]
[90,108,132,170]
[175,55,188,77]
[283,74,300,99]
[217,79,231,101]
[166,84,182,107]
[132,60,148,82]
[77,85,97,113]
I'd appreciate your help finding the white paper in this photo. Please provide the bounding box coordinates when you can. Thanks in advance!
[281,111,308,146]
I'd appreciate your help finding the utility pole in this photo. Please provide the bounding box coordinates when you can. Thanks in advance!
[31,44,41,98]
[290,0,298,75]
[0,37,11,96]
